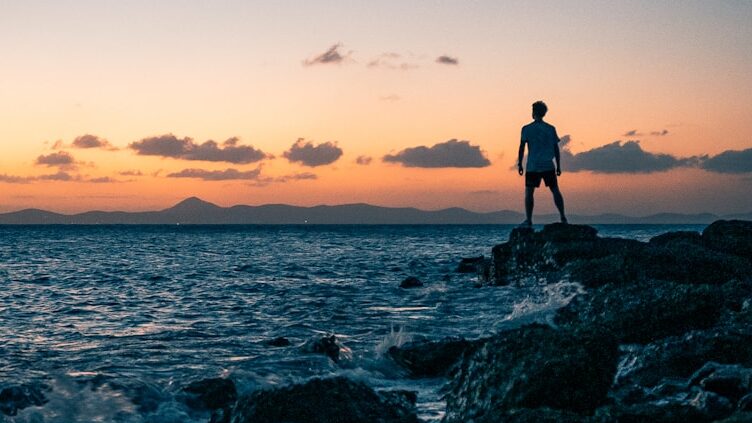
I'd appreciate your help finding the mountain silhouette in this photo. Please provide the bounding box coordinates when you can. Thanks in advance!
[0,197,747,224]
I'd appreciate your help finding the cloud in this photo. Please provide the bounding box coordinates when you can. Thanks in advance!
[383,139,491,168]
[35,151,77,169]
[88,176,119,183]
[436,55,459,65]
[379,94,401,102]
[118,170,143,176]
[166,168,262,181]
[355,155,372,165]
[283,138,343,167]
[275,172,317,182]
[561,139,695,173]
[469,190,500,195]
[700,148,752,173]
[72,134,115,150]
[129,134,270,164]
[0,174,30,184]
[37,171,79,181]
[303,43,351,66]
[622,129,669,137]
[367,53,418,70]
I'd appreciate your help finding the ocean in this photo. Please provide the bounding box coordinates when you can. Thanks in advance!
[0,224,706,422]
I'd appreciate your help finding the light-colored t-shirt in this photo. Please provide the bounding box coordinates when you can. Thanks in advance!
[521,120,559,172]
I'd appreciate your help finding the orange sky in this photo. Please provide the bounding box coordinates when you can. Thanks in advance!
[1,1,751,215]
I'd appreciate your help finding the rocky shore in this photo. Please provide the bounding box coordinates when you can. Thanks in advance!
[3,220,751,422]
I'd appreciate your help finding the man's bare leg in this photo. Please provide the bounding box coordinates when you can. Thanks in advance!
[523,186,535,226]
[550,186,567,223]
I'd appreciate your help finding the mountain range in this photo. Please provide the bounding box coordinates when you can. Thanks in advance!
[0,197,749,225]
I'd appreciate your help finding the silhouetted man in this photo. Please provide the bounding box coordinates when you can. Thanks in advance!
[517,101,567,226]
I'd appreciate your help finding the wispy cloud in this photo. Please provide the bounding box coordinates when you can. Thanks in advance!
[129,134,270,164]
[383,139,490,168]
[166,168,262,181]
[436,55,459,65]
[379,94,401,102]
[367,53,418,70]
[283,138,343,167]
[622,129,669,137]
[303,43,351,66]
[118,170,143,176]
[355,155,372,165]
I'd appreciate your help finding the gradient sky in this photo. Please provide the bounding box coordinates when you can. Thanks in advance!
[1,0,751,215]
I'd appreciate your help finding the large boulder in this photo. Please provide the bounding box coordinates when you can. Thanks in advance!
[387,337,478,377]
[182,377,237,410]
[703,220,752,259]
[229,377,419,423]
[443,324,619,422]
[301,334,349,363]
[555,280,723,344]
[0,383,49,416]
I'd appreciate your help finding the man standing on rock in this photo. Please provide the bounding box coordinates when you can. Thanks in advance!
[517,101,567,226]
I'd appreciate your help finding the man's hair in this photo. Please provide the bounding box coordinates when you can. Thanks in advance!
[532,101,548,118]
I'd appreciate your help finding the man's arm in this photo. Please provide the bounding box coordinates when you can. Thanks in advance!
[554,143,561,176]
[517,140,526,175]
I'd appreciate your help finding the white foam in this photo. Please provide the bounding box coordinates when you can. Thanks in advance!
[374,325,412,357]
[501,281,584,328]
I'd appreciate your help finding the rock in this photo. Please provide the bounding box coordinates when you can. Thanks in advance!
[615,327,752,389]
[387,337,477,377]
[229,377,419,423]
[182,377,237,411]
[264,337,291,347]
[703,220,752,259]
[302,334,346,362]
[443,324,619,422]
[649,230,703,247]
[0,383,49,416]
[378,389,417,411]
[689,362,752,403]
[399,276,423,289]
[595,388,735,423]
[469,407,587,423]
[456,256,485,273]
[555,280,723,344]
[718,412,752,422]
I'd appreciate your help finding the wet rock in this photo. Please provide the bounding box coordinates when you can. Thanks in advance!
[649,230,703,247]
[230,376,419,423]
[456,256,485,273]
[595,389,735,423]
[264,336,291,347]
[718,412,752,422]
[555,280,723,344]
[378,389,417,411]
[468,407,586,423]
[443,324,618,422]
[302,334,346,362]
[182,377,237,410]
[689,362,752,403]
[387,337,477,377]
[615,327,752,389]
[0,383,49,416]
[399,276,423,289]
[703,220,752,259]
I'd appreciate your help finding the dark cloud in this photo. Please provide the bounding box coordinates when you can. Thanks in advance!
[355,155,372,165]
[88,176,119,183]
[623,129,669,137]
[700,148,752,174]
[72,134,115,149]
[368,53,418,70]
[129,134,270,164]
[436,55,459,65]
[0,174,30,184]
[276,172,317,182]
[383,139,491,168]
[561,139,695,173]
[37,171,78,181]
[35,151,76,168]
[303,43,351,66]
[166,168,262,181]
[283,138,343,167]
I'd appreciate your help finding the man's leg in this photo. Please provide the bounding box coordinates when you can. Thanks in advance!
[524,186,535,225]
[550,186,567,223]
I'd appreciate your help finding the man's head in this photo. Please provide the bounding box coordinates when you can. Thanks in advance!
[532,101,548,119]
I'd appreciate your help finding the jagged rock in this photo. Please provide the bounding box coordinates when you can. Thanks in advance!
[689,362,752,403]
[378,390,417,411]
[468,407,587,423]
[456,256,485,273]
[264,337,291,347]
[387,337,477,377]
[443,324,618,422]
[615,327,752,389]
[399,276,423,289]
[302,334,346,362]
[718,412,752,422]
[182,377,237,410]
[229,377,419,423]
[595,388,735,423]
[0,383,49,416]
[703,220,752,259]
[555,280,723,344]
[649,230,703,247]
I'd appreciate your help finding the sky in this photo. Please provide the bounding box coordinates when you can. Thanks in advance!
[1,0,751,215]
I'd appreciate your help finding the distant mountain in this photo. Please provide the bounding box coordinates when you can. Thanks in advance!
[0,197,748,224]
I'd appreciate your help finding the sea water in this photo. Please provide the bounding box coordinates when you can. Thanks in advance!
[0,224,705,422]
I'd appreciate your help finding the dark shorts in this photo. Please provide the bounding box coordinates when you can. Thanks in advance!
[526,170,558,188]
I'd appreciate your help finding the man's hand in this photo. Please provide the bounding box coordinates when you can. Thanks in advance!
[556,167,561,176]
[518,164,524,175]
